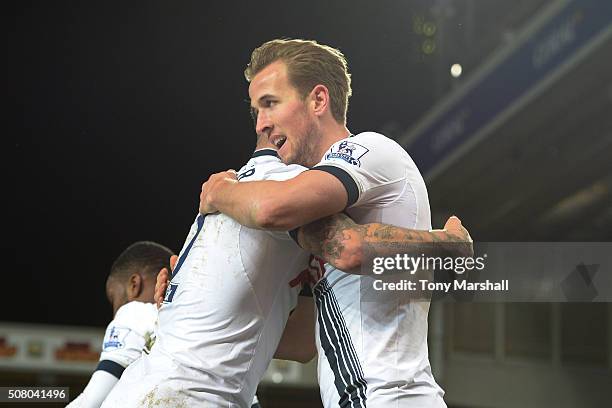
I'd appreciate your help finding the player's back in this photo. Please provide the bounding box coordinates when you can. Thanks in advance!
[101,150,309,408]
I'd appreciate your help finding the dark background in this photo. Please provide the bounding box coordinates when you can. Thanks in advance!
[13,1,439,326]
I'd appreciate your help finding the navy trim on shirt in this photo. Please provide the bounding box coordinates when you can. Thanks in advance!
[96,360,125,379]
[310,165,359,207]
[314,278,367,406]
[170,214,206,280]
[251,149,279,158]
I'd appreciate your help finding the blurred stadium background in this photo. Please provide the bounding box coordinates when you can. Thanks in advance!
[8,0,611,407]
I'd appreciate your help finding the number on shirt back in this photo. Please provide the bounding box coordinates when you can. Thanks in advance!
[238,168,256,180]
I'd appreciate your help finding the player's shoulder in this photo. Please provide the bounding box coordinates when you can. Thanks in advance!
[322,131,411,169]
[350,131,407,152]
[351,130,388,141]
[115,301,157,316]
[238,149,306,182]
[113,301,157,328]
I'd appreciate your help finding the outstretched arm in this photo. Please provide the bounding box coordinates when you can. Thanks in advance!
[297,214,473,273]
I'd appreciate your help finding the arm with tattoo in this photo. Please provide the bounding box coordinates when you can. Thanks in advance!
[296,213,473,273]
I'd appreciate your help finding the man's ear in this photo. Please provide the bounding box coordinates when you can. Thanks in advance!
[310,84,330,117]
[126,273,143,301]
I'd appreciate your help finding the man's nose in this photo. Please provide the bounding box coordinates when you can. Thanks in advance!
[256,111,272,138]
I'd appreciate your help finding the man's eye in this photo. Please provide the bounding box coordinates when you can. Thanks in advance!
[264,100,277,107]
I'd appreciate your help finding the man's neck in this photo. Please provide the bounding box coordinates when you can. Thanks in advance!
[314,124,351,163]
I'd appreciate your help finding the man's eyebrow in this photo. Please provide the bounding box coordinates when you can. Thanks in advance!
[256,94,275,104]
[247,94,275,123]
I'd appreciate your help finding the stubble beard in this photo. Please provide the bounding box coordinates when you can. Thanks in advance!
[290,120,323,168]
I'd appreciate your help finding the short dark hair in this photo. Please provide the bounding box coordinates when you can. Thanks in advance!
[109,241,174,282]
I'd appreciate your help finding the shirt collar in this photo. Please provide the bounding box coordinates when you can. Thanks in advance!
[251,148,279,159]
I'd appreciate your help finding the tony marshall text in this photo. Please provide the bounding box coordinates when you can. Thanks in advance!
[373,279,509,292]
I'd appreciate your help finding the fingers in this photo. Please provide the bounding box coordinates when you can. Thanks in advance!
[443,215,473,245]
[170,254,178,271]
[154,269,165,292]
[443,215,461,230]
[155,280,168,309]
[155,267,171,309]
[199,170,237,214]
[448,215,461,224]
[156,268,169,283]
[199,179,216,214]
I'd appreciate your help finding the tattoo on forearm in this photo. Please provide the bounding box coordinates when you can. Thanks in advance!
[299,213,359,265]
[299,214,469,269]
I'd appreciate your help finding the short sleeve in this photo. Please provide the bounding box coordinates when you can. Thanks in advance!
[311,132,412,208]
[98,302,157,367]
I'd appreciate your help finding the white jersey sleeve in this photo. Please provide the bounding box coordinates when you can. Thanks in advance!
[312,132,419,209]
[99,301,158,369]
[67,301,158,407]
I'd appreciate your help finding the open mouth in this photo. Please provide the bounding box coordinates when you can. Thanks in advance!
[272,135,287,149]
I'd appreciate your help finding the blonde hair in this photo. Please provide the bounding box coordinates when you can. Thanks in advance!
[245,39,352,124]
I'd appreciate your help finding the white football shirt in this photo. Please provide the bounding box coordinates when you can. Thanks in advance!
[101,149,310,408]
[100,301,158,370]
[311,132,446,408]
[67,301,157,408]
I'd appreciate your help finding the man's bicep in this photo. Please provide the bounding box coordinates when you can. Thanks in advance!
[278,170,349,228]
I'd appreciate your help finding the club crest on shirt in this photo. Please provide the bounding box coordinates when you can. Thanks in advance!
[325,140,369,167]
[103,326,130,351]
